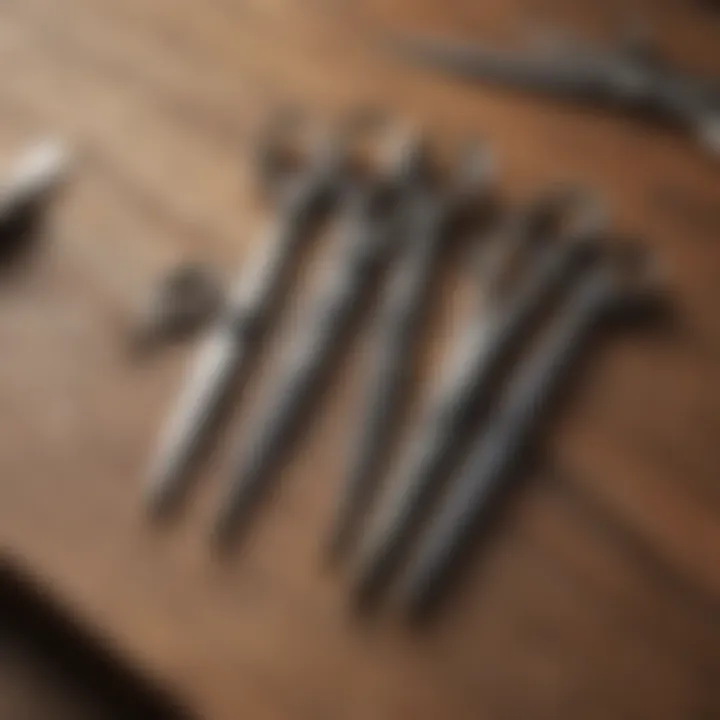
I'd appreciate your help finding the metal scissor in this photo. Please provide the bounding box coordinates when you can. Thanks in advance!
[145,114,346,515]
[387,27,720,156]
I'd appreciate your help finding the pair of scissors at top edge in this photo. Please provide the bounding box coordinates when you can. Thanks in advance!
[384,26,720,157]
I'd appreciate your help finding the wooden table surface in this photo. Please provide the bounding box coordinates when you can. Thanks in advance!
[1,0,719,718]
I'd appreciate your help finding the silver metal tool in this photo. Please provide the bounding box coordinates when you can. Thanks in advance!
[145,120,345,516]
[388,29,720,156]
[327,140,496,562]
[402,246,665,616]
[0,140,70,257]
[211,134,417,551]
[353,193,606,607]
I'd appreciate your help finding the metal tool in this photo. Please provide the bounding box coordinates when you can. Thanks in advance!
[145,118,345,516]
[402,246,665,616]
[327,140,496,561]
[0,140,70,259]
[353,193,606,606]
[387,28,720,156]
[211,134,417,551]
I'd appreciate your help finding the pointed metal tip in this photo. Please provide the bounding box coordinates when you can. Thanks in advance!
[4,139,72,203]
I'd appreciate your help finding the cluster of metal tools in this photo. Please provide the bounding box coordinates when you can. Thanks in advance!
[145,115,665,617]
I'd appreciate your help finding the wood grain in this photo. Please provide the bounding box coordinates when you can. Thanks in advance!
[0,0,719,718]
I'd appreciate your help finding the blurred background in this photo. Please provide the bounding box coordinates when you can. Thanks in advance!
[0,0,719,718]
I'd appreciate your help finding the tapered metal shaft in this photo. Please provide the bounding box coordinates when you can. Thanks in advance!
[212,180,400,550]
[353,206,603,605]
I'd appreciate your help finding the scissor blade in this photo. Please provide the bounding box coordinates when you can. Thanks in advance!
[145,324,250,515]
[388,34,618,101]
[211,258,367,548]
